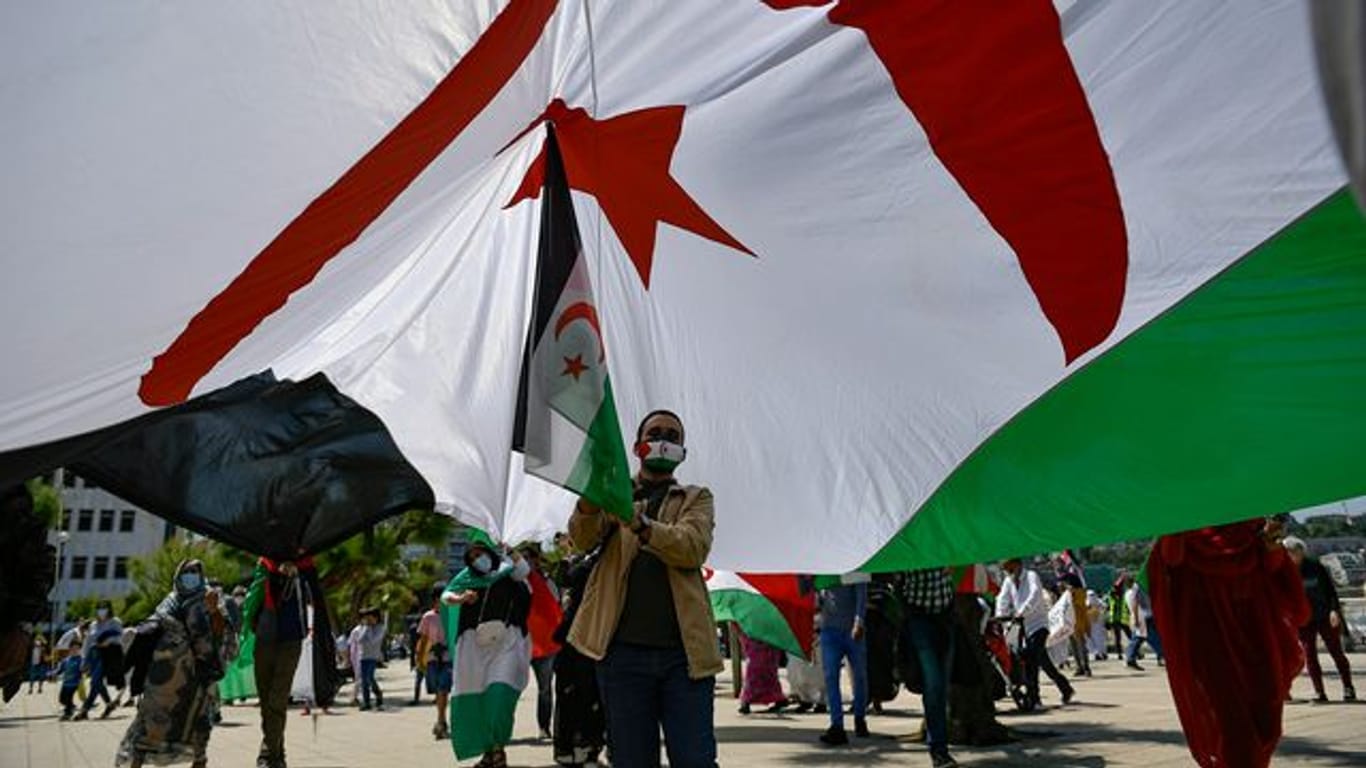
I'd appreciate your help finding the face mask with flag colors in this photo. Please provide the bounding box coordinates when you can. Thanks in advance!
[637,440,686,473]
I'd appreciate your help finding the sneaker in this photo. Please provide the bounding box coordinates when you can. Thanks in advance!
[931,751,959,768]
[854,718,870,738]
[1062,688,1075,705]
[764,700,789,714]
[792,701,813,714]
[1345,687,1357,702]
[819,726,849,746]
[72,710,89,721]
[359,703,371,712]
[59,712,73,722]
[1125,661,1144,671]
[1311,692,1329,705]
[812,703,828,715]
[738,702,751,715]
[102,701,118,719]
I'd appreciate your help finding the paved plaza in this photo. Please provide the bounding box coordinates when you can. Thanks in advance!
[4,652,1363,767]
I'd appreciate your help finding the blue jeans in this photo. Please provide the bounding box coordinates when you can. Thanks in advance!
[360,658,380,706]
[1126,624,1164,663]
[596,643,716,768]
[532,655,555,732]
[1145,618,1164,660]
[905,613,954,754]
[81,662,111,713]
[820,626,867,730]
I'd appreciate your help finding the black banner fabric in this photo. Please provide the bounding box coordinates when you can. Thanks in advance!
[0,372,433,559]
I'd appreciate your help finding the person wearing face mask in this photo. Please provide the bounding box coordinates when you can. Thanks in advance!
[74,595,124,716]
[440,539,532,768]
[567,410,722,768]
[75,599,125,719]
[117,560,235,768]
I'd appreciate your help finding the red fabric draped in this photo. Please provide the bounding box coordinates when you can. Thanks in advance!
[526,570,564,660]
[1149,521,1310,768]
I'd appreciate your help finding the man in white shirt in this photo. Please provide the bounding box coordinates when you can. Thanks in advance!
[1124,580,1163,670]
[996,558,1074,708]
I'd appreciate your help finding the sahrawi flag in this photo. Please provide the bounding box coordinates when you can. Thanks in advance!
[2,1,1365,572]
[513,125,633,520]
[706,569,815,659]
[440,548,529,760]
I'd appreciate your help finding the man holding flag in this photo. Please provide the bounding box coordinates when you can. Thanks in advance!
[510,121,721,766]
[567,411,722,768]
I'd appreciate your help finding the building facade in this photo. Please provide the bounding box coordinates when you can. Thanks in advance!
[47,468,173,627]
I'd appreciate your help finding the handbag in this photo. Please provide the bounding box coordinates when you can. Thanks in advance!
[473,583,513,649]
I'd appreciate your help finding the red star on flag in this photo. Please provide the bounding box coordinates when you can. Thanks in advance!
[507,99,754,288]
[561,354,589,381]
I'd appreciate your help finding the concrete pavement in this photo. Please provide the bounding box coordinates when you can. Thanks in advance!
[3,651,1363,767]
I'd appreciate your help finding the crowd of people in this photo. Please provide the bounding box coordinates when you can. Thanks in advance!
[9,411,1361,768]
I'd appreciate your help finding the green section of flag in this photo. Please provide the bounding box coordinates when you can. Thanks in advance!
[450,683,521,760]
[865,190,1366,570]
[711,588,805,659]
[564,378,634,521]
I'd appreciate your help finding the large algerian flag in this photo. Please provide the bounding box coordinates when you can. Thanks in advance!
[706,569,815,659]
[1,1,1364,572]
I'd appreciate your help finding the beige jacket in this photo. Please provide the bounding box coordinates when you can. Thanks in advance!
[566,482,724,680]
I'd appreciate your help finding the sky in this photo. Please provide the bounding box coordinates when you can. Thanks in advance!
[1291,494,1366,521]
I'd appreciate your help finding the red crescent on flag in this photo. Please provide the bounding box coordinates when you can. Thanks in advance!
[554,301,605,362]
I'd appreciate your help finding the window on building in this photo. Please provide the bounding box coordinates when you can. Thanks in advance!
[119,510,135,533]
[98,509,115,532]
[61,470,78,488]
[69,556,88,580]
[61,510,71,531]
[77,509,94,532]
[113,557,129,580]
[92,557,109,580]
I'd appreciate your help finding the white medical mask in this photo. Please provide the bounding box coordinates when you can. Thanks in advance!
[96,608,109,619]
[512,559,531,580]
[472,554,493,574]
[178,572,203,592]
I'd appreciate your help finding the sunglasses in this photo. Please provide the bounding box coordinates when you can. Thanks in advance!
[643,426,682,443]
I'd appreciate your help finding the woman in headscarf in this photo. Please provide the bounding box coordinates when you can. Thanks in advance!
[441,541,532,768]
[118,559,235,768]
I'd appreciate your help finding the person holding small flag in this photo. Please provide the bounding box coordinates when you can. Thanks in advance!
[567,410,722,768]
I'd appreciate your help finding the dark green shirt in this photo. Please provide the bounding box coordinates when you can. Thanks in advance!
[612,479,683,648]
[613,549,683,648]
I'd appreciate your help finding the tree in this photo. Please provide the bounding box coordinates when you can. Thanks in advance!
[65,594,128,623]
[25,477,62,529]
[122,538,248,623]
[316,510,454,633]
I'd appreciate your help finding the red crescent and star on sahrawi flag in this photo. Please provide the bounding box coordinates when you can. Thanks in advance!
[138,0,1126,408]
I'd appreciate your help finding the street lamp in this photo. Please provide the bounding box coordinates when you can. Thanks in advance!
[49,530,69,652]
